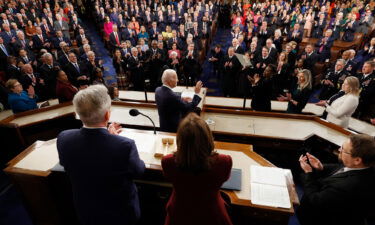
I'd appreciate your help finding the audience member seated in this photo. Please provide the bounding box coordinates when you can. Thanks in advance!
[6,79,37,113]
[56,70,78,103]
[297,134,375,225]
[161,112,233,225]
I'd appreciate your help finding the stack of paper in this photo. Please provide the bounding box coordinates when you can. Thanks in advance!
[250,165,291,208]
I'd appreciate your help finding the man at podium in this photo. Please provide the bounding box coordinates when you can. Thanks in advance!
[57,85,145,225]
[155,69,202,132]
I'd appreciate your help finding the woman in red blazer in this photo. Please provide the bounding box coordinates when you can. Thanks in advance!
[161,113,233,225]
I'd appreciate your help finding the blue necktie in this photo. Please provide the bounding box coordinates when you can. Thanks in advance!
[0,45,8,56]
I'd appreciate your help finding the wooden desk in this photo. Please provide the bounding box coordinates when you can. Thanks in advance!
[4,129,297,225]
[204,96,325,116]
[202,108,351,146]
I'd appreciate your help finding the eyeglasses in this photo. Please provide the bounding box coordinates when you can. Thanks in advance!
[339,146,352,155]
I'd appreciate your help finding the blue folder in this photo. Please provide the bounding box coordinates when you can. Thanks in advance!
[221,168,242,191]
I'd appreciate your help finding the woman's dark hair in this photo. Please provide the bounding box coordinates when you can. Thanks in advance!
[175,113,217,173]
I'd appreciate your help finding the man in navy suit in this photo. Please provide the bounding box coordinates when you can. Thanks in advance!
[297,134,375,225]
[155,69,202,132]
[57,85,145,225]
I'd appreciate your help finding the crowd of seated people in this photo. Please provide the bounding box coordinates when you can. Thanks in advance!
[0,0,106,113]
[0,0,374,126]
[90,0,220,90]
[207,0,375,125]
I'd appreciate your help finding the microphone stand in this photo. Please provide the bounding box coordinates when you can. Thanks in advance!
[243,93,246,110]
[139,112,156,134]
[144,79,150,103]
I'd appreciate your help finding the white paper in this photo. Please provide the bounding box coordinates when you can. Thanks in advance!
[120,131,156,154]
[181,91,195,100]
[251,183,291,208]
[14,140,59,171]
[250,165,287,187]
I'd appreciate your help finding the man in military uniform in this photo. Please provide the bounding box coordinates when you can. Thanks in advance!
[319,59,348,100]
[354,61,375,122]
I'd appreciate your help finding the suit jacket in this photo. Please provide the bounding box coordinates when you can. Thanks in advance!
[0,30,17,44]
[155,86,201,132]
[32,34,50,50]
[52,36,71,49]
[57,128,145,225]
[342,20,358,42]
[162,153,233,225]
[300,52,319,72]
[297,164,375,225]
[53,20,70,38]
[109,32,122,49]
[63,62,88,85]
[0,43,11,71]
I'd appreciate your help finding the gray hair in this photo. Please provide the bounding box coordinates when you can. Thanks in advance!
[73,85,111,126]
[161,69,177,84]
[42,52,53,59]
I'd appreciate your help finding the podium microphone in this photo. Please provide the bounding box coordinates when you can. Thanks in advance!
[129,109,156,134]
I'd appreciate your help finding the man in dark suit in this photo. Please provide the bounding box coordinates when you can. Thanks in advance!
[0,36,11,72]
[0,23,17,44]
[75,28,91,47]
[342,14,359,42]
[155,69,202,132]
[287,24,303,47]
[121,22,137,46]
[148,22,160,40]
[52,31,71,49]
[57,85,145,225]
[297,134,375,225]
[299,44,319,73]
[39,53,60,99]
[63,52,89,86]
[315,29,334,62]
[32,26,51,51]
[109,24,122,50]
[128,47,145,91]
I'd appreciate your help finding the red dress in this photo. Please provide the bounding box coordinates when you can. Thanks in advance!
[161,154,233,225]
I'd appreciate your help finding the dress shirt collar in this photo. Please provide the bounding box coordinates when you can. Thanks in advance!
[83,125,107,130]
[163,84,173,90]
[343,167,369,172]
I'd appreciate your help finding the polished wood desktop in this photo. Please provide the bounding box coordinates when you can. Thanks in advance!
[4,129,298,225]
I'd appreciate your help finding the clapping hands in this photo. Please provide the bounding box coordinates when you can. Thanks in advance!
[299,153,323,173]
[108,122,122,135]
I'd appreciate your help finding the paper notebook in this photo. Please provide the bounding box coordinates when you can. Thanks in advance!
[250,165,291,209]
[222,168,242,191]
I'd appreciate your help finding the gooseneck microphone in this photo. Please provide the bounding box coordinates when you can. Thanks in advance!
[129,109,156,134]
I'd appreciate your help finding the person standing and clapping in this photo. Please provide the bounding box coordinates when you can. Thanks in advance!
[162,113,233,225]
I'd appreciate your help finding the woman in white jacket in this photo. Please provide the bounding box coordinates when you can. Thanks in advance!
[316,76,360,128]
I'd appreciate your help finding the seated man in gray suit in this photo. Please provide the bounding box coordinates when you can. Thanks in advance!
[57,85,145,225]
[155,69,202,132]
[297,134,375,225]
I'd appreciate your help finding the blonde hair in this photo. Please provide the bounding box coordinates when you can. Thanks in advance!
[345,76,360,96]
[298,69,312,90]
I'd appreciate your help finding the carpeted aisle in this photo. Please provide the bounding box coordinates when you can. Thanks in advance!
[200,28,233,96]
[81,20,117,86]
